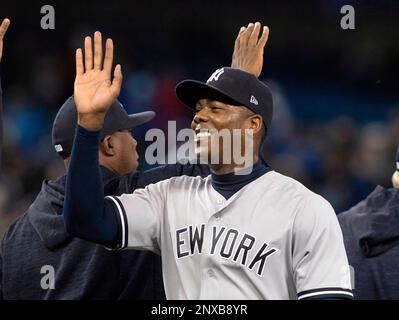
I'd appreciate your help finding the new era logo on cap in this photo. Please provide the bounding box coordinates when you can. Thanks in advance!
[250,95,259,105]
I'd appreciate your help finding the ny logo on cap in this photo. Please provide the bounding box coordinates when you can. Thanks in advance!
[250,95,259,105]
[207,68,225,83]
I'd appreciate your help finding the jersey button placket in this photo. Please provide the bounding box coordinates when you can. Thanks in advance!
[213,198,225,221]
[207,269,216,278]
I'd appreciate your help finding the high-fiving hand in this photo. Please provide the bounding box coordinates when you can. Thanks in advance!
[231,22,269,78]
[0,18,10,62]
[75,31,122,130]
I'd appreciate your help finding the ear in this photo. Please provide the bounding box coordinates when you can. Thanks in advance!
[245,114,263,135]
[99,135,115,156]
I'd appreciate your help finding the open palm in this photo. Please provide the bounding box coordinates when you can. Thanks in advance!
[74,32,122,128]
[231,22,269,78]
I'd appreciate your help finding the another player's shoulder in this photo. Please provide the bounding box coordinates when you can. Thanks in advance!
[1,211,30,247]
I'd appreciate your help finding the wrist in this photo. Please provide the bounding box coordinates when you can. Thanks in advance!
[78,112,106,131]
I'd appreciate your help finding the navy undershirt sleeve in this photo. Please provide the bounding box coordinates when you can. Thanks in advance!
[63,125,121,248]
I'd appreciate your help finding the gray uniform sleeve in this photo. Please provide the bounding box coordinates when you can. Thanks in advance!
[106,179,169,254]
[292,195,354,300]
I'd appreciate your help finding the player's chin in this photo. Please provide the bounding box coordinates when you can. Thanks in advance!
[195,145,225,166]
[126,158,139,174]
[194,144,212,163]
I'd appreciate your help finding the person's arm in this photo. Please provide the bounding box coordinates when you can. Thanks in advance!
[65,124,121,247]
[63,31,123,248]
[66,123,164,251]
[0,18,10,167]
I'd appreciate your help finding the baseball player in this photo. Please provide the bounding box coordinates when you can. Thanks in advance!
[338,146,399,299]
[0,18,10,167]
[63,26,353,299]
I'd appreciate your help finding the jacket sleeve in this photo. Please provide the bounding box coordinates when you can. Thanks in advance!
[0,75,3,167]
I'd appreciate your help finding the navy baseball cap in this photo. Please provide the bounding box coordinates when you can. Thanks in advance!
[175,67,274,130]
[52,96,155,158]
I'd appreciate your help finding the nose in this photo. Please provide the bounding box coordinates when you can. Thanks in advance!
[130,135,138,147]
[192,108,210,127]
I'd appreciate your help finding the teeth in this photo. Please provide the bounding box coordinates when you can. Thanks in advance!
[196,132,212,138]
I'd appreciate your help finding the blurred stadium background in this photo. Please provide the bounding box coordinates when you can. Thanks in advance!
[0,0,398,237]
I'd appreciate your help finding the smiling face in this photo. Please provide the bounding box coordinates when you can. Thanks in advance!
[191,98,263,173]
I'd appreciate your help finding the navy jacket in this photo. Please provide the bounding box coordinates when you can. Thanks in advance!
[0,77,3,165]
[0,163,209,299]
[338,186,399,299]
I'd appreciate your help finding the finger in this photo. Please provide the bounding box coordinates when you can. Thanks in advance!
[257,26,270,49]
[76,48,84,76]
[84,36,93,70]
[0,18,10,39]
[234,26,246,51]
[239,22,254,48]
[93,31,103,69]
[103,38,114,74]
[110,64,123,98]
[248,22,261,46]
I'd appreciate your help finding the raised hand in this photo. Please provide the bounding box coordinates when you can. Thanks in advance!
[231,22,269,78]
[0,18,10,62]
[74,31,122,130]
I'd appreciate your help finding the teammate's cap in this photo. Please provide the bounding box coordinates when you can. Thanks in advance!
[175,67,273,130]
[52,96,155,158]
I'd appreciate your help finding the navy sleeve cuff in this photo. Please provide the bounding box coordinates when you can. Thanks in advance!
[76,124,101,138]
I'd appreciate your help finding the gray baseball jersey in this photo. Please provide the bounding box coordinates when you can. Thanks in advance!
[106,170,353,300]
